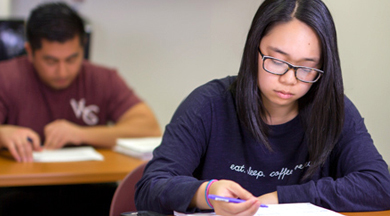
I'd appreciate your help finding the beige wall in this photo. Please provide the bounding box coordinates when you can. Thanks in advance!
[9,0,390,165]
[0,0,10,17]
[323,0,390,166]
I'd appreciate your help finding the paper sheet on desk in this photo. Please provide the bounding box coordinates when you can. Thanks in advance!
[174,203,344,216]
[32,146,104,162]
[254,203,344,216]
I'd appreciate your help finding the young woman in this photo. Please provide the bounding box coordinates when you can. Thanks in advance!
[135,0,390,215]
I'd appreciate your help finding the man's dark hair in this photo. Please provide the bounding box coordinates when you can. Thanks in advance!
[26,2,86,51]
[231,0,344,179]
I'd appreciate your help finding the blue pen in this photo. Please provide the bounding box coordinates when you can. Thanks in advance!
[208,194,268,208]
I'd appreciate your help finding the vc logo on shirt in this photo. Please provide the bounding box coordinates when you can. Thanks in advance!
[70,98,99,125]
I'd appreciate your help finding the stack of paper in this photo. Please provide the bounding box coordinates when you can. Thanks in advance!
[33,146,104,162]
[114,137,162,160]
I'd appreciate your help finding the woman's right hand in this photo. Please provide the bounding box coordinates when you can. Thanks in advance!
[208,179,261,216]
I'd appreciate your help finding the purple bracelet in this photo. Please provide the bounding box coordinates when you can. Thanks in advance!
[205,179,218,209]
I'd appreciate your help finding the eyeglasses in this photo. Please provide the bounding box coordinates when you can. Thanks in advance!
[258,47,324,83]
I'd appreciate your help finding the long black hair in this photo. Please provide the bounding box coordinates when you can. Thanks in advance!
[231,0,344,178]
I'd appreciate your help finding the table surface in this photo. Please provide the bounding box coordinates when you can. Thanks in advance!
[341,210,390,215]
[1,149,389,215]
[0,148,145,187]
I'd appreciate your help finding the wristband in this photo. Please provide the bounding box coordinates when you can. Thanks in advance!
[205,179,218,209]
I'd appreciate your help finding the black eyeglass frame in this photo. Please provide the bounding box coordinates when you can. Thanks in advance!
[258,47,324,83]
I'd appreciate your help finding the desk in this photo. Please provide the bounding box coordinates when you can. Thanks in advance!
[2,150,388,215]
[0,148,145,187]
[341,211,390,215]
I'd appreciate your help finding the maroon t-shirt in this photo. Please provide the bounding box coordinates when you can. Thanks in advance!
[0,56,141,139]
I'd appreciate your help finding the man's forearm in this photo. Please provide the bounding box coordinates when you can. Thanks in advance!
[79,103,161,147]
[79,119,161,148]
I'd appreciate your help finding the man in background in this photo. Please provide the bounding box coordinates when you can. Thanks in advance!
[0,2,161,215]
[0,2,161,162]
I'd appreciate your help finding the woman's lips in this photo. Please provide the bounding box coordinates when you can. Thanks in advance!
[275,90,294,99]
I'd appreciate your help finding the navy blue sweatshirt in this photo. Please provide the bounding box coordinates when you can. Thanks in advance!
[135,76,390,214]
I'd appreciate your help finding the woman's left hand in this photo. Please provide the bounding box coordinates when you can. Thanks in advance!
[257,191,279,204]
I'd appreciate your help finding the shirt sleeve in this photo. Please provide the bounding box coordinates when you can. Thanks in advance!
[106,70,142,122]
[277,97,390,211]
[0,71,9,124]
[135,85,213,214]
[0,93,8,123]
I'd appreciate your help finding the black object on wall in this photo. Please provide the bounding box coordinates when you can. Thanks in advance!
[0,19,91,62]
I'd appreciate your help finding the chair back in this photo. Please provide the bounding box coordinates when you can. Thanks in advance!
[110,162,147,216]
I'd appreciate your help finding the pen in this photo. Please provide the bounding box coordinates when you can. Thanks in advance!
[208,194,268,208]
[27,137,43,150]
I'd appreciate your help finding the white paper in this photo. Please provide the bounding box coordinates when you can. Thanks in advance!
[174,203,344,216]
[32,146,104,162]
[114,137,162,160]
[254,203,344,216]
[174,212,215,216]
[113,145,153,160]
[116,137,162,153]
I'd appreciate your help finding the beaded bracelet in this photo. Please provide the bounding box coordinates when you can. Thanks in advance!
[205,179,218,209]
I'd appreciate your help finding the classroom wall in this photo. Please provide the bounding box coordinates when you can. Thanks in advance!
[323,0,390,167]
[0,0,10,17]
[7,0,390,165]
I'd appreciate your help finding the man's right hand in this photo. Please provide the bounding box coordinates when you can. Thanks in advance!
[0,125,41,162]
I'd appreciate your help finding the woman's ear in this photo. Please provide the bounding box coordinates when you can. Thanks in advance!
[24,42,33,62]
